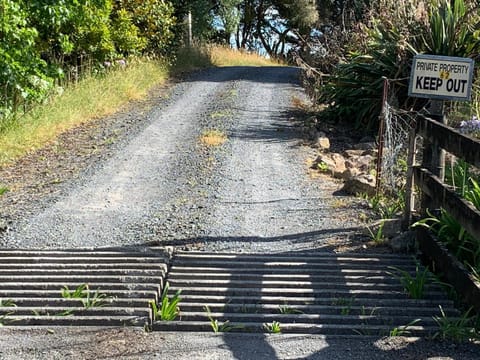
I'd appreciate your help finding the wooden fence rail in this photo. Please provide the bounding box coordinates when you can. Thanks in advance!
[409,115,480,312]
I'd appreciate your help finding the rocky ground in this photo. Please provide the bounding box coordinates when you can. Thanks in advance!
[0,66,478,359]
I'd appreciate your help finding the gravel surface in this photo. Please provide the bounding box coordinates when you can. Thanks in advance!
[0,328,479,360]
[0,66,364,252]
[0,66,478,359]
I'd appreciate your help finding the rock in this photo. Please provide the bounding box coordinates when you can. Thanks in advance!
[355,154,376,172]
[313,153,346,176]
[342,174,376,196]
[337,167,361,180]
[315,137,330,150]
[343,149,369,158]
[389,231,416,253]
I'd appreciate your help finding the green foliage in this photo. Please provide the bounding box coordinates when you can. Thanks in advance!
[0,299,16,307]
[414,207,480,271]
[316,0,480,131]
[204,305,244,333]
[424,0,480,57]
[278,304,304,314]
[388,262,434,299]
[361,192,404,219]
[366,221,386,245]
[0,299,16,326]
[111,9,147,55]
[0,186,9,196]
[389,319,421,337]
[117,0,176,54]
[151,282,181,321]
[433,306,479,342]
[61,284,111,309]
[1,0,177,125]
[263,321,282,334]
[0,0,51,122]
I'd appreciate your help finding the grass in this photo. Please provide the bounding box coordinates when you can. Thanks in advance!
[150,282,181,321]
[433,306,479,342]
[389,319,421,337]
[61,284,112,309]
[208,46,284,67]
[0,46,279,168]
[263,321,282,334]
[387,262,434,299]
[278,304,303,315]
[204,305,244,333]
[0,59,169,167]
[199,129,228,147]
[0,185,8,196]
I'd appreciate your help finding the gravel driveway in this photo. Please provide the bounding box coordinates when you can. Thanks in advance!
[0,66,478,359]
[0,66,362,252]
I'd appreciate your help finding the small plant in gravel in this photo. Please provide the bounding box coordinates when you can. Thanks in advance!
[360,192,404,219]
[366,221,386,245]
[316,161,329,173]
[61,284,112,309]
[151,282,181,321]
[0,185,8,196]
[388,262,434,299]
[389,319,421,337]
[204,306,244,333]
[433,306,479,342]
[263,321,281,334]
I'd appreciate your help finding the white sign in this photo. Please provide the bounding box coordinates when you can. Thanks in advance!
[408,54,475,101]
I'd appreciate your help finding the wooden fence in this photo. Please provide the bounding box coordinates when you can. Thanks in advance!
[408,115,480,312]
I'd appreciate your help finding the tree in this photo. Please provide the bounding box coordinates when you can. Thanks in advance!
[234,0,318,57]
[0,0,50,120]
[112,0,177,54]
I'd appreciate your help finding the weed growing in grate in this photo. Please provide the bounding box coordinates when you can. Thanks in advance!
[150,282,181,321]
[204,305,244,333]
[389,319,421,337]
[433,306,479,342]
[278,304,304,315]
[263,321,282,334]
[388,262,434,299]
[61,284,112,308]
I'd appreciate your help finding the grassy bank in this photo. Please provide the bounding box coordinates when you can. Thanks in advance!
[0,46,282,167]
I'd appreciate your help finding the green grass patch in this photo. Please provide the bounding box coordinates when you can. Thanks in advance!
[0,59,169,167]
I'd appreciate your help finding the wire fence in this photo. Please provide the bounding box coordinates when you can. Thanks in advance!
[376,78,419,196]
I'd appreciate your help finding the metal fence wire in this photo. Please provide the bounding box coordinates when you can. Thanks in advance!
[376,78,421,196]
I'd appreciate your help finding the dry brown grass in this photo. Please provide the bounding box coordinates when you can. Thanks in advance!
[199,129,227,147]
[209,46,284,67]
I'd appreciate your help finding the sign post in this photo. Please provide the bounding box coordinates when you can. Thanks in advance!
[405,54,475,222]
[409,54,475,101]
[409,54,475,179]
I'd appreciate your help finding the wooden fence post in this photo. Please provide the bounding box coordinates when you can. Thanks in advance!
[421,100,446,213]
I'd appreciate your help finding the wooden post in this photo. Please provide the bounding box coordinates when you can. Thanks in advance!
[403,126,417,230]
[187,11,192,48]
[421,100,446,213]
[429,100,447,180]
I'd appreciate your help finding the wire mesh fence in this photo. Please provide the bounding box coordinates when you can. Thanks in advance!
[376,78,419,196]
